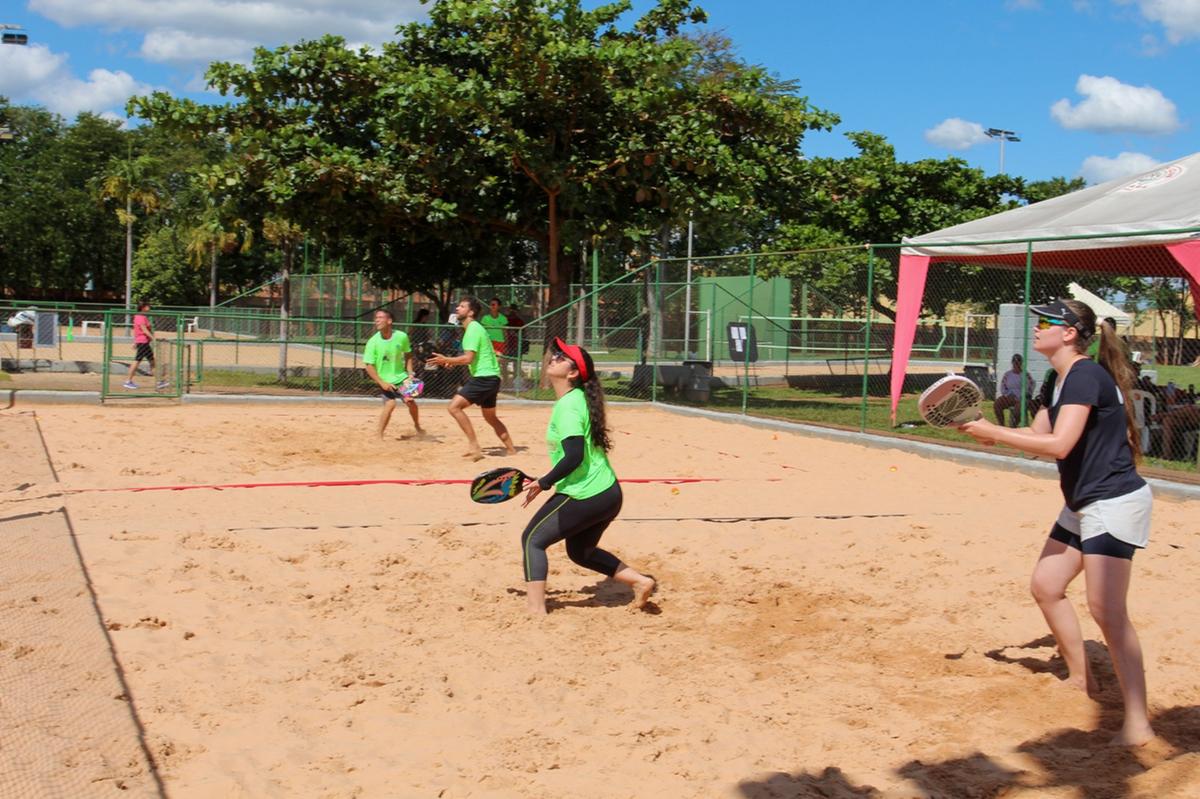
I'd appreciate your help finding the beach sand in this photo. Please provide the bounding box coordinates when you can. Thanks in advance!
[2,402,1197,798]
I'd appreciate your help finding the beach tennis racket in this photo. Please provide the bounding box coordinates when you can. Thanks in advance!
[400,379,424,399]
[469,467,533,504]
[918,375,984,427]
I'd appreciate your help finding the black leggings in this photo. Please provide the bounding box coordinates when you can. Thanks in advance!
[521,482,623,582]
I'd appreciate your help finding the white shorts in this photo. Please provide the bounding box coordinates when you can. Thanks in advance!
[1056,484,1153,549]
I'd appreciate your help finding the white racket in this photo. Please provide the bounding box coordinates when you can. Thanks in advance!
[918,375,984,427]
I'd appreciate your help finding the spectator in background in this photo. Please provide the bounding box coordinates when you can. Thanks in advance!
[123,301,169,391]
[480,297,508,358]
[994,353,1035,427]
[409,308,434,379]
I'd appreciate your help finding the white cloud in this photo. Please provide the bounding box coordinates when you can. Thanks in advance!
[29,0,425,65]
[140,30,257,65]
[1050,74,1179,134]
[1078,152,1163,184]
[1122,0,1200,45]
[0,43,68,96]
[0,42,151,119]
[45,68,153,119]
[924,118,990,150]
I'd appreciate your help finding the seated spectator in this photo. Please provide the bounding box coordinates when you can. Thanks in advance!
[993,354,1035,427]
[1160,404,1200,461]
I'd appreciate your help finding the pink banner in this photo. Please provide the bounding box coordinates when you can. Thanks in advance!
[1166,240,1200,322]
[889,254,931,423]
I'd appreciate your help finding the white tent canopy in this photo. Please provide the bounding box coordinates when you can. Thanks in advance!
[1067,282,1132,328]
[903,152,1200,259]
[889,152,1200,421]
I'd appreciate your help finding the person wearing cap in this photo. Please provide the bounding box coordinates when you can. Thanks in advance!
[960,298,1155,747]
[517,337,655,616]
[993,353,1035,427]
[426,296,517,461]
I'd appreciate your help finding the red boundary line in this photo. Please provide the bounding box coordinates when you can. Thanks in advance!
[73,477,721,494]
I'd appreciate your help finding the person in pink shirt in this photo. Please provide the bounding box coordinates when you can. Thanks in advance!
[123,301,168,390]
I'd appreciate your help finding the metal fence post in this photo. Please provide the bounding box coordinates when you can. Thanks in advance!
[743,255,755,415]
[1020,241,1033,425]
[859,247,875,432]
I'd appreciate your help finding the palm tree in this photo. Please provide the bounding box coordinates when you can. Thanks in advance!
[98,150,162,311]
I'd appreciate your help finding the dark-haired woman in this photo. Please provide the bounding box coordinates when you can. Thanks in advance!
[518,338,655,616]
[961,299,1154,746]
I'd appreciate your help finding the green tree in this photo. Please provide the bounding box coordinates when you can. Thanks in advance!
[98,151,163,309]
[130,0,836,338]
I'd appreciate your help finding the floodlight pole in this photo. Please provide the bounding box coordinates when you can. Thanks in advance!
[683,216,694,358]
[985,127,1020,175]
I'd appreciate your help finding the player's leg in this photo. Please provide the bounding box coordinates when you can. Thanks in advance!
[1083,542,1154,746]
[447,393,482,459]
[404,396,422,433]
[520,493,571,615]
[480,406,516,455]
[377,396,397,439]
[562,484,655,609]
[1030,527,1093,693]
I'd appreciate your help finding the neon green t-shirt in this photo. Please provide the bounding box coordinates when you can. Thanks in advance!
[363,330,411,385]
[546,388,617,500]
[462,320,500,378]
[480,312,508,344]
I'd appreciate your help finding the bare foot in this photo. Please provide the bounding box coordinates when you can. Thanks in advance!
[1064,672,1101,697]
[1109,723,1156,747]
[463,449,484,462]
[631,577,656,610]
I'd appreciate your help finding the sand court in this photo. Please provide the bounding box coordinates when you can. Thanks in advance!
[2,403,1198,797]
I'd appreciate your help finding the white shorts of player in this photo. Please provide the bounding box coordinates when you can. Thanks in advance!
[1056,484,1152,549]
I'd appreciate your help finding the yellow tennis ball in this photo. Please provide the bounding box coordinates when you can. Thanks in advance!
[889,466,898,472]
[671,487,680,495]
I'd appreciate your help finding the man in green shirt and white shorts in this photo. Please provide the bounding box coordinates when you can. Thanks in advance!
[427,296,517,461]
[363,309,422,439]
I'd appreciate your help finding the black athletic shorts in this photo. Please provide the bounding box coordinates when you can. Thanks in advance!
[456,376,501,408]
[134,342,154,362]
[1049,523,1138,560]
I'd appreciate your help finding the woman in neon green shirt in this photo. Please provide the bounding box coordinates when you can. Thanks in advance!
[518,337,655,616]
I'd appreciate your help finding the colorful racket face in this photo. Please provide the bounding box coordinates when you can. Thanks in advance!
[918,375,984,427]
[469,467,531,504]
[401,379,425,398]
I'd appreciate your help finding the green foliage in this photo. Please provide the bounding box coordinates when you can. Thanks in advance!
[0,105,126,296]
[131,225,207,304]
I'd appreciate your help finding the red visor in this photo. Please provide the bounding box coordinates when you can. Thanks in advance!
[553,337,590,381]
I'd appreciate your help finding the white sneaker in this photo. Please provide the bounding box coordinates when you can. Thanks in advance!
[122,381,138,389]
[156,380,170,390]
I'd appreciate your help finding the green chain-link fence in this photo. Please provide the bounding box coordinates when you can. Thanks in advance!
[6,233,1199,473]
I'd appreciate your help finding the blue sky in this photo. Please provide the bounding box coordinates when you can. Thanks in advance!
[2,0,1197,184]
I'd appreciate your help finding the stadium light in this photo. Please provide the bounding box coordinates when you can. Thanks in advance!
[2,24,28,45]
[984,127,1020,175]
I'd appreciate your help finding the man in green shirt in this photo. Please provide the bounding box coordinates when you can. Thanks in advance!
[480,297,508,354]
[480,296,510,385]
[363,309,422,439]
[427,296,517,461]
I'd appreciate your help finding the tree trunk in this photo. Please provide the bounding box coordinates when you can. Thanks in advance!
[209,242,218,309]
[124,198,133,327]
[278,245,292,381]
[544,192,572,344]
